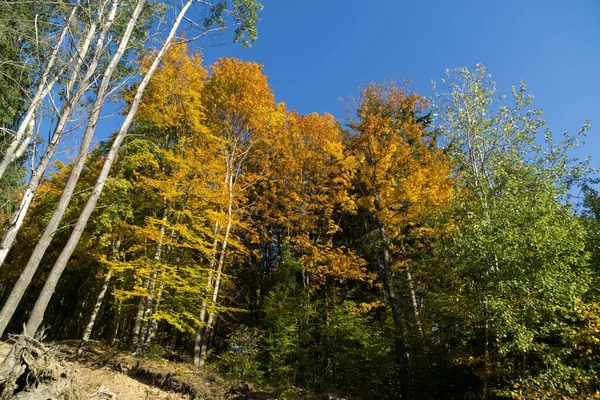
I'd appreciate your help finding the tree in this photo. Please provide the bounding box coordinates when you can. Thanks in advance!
[0,0,155,337]
[194,56,283,366]
[431,64,593,398]
[347,81,454,398]
[0,0,264,367]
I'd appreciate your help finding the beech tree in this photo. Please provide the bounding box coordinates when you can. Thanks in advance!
[194,57,283,366]
[348,82,454,398]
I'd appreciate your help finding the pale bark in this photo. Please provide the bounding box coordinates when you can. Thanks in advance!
[193,222,220,367]
[0,1,116,270]
[199,170,234,366]
[143,203,187,347]
[109,288,122,345]
[77,238,120,356]
[0,2,79,179]
[22,0,195,339]
[0,0,125,338]
[134,203,168,352]
[406,268,423,336]
[142,283,163,345]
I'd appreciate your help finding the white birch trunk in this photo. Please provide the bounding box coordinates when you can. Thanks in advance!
[20,0,195,339]
[198,169,234,366]
[193,221,221,366]
[406,268,423,336]
[77,238,120,356]
[0,1,116,270]
[0,0,129,338]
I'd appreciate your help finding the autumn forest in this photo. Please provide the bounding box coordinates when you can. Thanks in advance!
[0,1,598,399]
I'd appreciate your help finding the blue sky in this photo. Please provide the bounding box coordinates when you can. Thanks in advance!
[94,0,599,183]
[194,0,599,174]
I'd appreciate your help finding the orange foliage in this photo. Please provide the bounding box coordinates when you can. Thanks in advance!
[349,82,453,261]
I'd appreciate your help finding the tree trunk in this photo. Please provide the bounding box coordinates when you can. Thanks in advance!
[133,201,168,350]
[20,0,195,341]
[142,283,163,345]
[109,290,122,345]
[194,221,220,367]
[0,2,79,179]
[482,304,489,400]
[0,0,129,338]
[378,223,410,400]
[199,170,234,367]
[0,0,117,270]
[406,268,423,336]
[77,239,120,356]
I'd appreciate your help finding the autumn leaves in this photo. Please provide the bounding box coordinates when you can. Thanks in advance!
[113,45,453,367]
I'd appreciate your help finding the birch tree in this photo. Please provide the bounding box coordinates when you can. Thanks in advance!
[14,0,263,343]
[431,64,592,398]
[0,0,150,338]
[0,0,120,268]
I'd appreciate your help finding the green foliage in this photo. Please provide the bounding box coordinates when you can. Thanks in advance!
[431,64,595,398]
[217,326,264,382]
[0,0,37,126]
[3,44,597,399]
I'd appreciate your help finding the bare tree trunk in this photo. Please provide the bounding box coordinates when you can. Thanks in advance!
[77,239,120,356]
[208,319,217,349]
[109,289,122,345]
[199,170,234,367]
[0,0,127,338]
[20,0,195,340]
[133,202,167,350]
[142,283,163,345]
[0,2,80,179]
[193,222,220,367]
[482,302,489,400]
[0,0,116,270]
[406,268,423,336]
[377,219,410,400]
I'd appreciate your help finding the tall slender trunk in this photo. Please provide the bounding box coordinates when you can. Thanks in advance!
[0,2,80,179]
[199,170,234,367]
[0,1,116,270]
[377,221,410,400]
[208,319,217,349]
[77,238,121,356]
[18,0,195,341]
[0,0,128,338]
[406,268,423,336]
[142,283,163,345]
[194,221,220,367]
[131,282,149,347]
[482,301,489,400]
[133,201,168,350]
[109,287,122,345]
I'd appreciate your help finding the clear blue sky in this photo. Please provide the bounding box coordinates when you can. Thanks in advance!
[93,0,599,182]
[195,0,599,175]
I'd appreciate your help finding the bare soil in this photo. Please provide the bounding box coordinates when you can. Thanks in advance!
[0,340,273,399]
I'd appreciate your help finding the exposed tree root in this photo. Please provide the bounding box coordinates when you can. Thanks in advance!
[0,333,76,400]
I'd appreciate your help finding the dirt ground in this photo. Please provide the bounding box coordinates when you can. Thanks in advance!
[1,340,189,399]
[0,340,276,399]
[68,362,189,399]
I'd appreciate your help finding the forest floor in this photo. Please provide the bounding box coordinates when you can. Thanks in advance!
[0,340,273,399]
